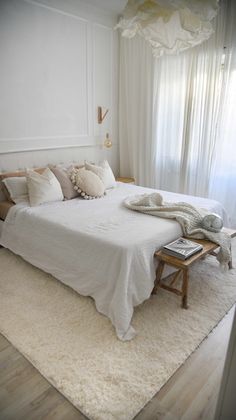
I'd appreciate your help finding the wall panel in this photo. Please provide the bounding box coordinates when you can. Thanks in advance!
[0,0,118,171]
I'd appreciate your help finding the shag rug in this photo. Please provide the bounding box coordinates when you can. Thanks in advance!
[0,244,236,420]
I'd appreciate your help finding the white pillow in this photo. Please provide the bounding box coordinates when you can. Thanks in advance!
[70,167,105,199]
[85,160,116,189]
[2,177,29,203]
[27,168,64,207]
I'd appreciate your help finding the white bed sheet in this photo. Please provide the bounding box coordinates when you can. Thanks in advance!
[0,183,229,340]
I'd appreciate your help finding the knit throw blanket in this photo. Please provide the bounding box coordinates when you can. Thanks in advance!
[124,193,231,268]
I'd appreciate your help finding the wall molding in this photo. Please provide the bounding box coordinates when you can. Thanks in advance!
[0,135,92,142]
[24,0,89,24]
[0,135,102,154]
[23,0,116,27]
[92,23,113,137]
[1,0,93,153]
[0,0,118,171]
[0,142,118,155]
[0,143,101,155]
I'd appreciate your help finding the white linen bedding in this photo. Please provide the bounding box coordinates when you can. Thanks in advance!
[0,183,229,340]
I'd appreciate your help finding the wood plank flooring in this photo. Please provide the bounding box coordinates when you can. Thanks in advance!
[0,306,234,420]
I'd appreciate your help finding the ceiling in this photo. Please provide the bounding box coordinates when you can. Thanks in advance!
[86,0,127,15]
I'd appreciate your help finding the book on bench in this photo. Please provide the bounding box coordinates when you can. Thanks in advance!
[162,237,203,260]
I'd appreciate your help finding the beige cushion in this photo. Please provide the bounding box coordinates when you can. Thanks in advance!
[85,160,116,189]
[2,177,29,204]
[0,201,14,220]
[50,166,79,200]
[27,168,64,207]
[70,168,105,199]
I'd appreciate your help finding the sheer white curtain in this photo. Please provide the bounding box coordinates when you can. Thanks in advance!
[119,0,236,227]
[119,36,155,186]
[210,1,236,227]
[152,9,225,197]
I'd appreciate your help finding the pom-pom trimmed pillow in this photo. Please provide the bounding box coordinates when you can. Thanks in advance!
[85,160,116,189]
[70,168,105,199]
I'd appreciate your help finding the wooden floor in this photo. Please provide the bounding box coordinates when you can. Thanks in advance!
[0,306,234,420]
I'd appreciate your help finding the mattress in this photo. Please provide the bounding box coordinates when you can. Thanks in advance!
[0,183,229,340]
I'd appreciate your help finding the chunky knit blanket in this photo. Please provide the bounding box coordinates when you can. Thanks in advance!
[124,192,231,268]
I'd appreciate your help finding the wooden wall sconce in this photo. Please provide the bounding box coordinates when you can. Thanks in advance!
[98,106,109,124]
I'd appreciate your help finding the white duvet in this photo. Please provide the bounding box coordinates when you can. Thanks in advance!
[0,183,229,340]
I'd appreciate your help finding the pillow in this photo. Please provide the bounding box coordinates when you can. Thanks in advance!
[70,168,105,199]
[0,168,46,202]
[49,165,79,200]
[2,177,29,203]
[27,168,64,206]
[85,160,116,189]
[201,213,223,233]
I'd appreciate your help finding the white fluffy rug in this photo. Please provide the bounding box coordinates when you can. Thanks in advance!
[0,245,236,420]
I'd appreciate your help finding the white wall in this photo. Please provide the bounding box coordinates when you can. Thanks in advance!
[0,0,119,173]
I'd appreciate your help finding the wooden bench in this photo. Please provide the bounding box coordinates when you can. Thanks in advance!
[152,228,236,309]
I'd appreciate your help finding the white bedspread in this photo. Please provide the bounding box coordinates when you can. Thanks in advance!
[0,183,229,340]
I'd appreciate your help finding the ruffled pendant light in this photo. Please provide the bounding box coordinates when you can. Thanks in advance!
[116,0,219,57]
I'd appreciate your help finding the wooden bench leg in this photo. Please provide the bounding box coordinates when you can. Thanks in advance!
[152,260,165,295]
[182,269,189,309]
[228,245,233,269]
[152,259,190,309]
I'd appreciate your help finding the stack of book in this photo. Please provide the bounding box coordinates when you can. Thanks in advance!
[162,237,203,260]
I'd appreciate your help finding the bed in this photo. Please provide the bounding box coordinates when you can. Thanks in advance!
[0,182,229,340]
